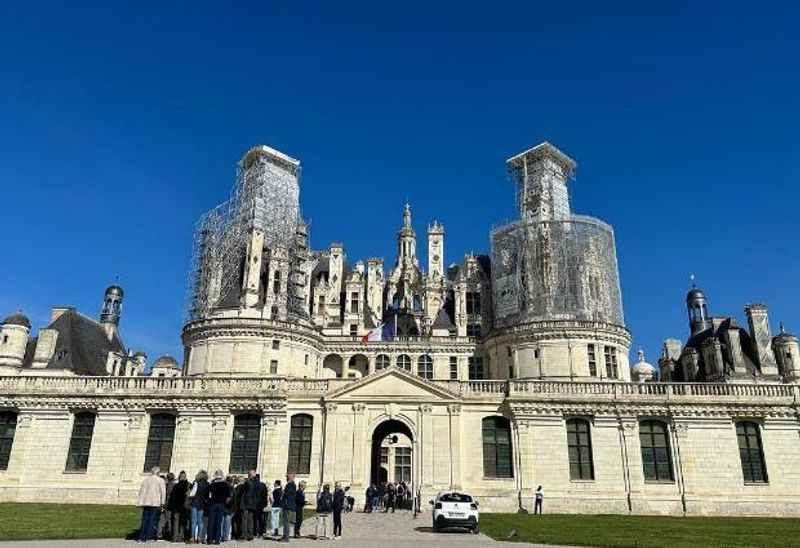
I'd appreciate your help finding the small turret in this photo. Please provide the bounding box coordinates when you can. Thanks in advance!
[686,286,711,336]
[773,322,800,381]
[0,312,31,371]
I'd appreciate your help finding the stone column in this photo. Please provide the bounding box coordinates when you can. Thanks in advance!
[515,418,535,494]
[260,413,288,480]
[120,411,148,484]
[351,404,367,488]
[447,404,463,490]
[208,414,230,474]
[341,355,351,379]
[368,355,376,376]
[420,404,434,488]
[321,403,338,485]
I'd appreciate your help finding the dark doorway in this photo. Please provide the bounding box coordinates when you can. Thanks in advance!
[370,419,413,486]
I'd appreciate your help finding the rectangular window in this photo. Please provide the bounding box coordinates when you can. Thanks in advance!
[466,292,481,315]
[272,340,280,350]
[349,324,358,337]
[318,296,326,316]
[66,413,96,472]
[737,422,768,483]
[270,360,278,374]
[482,417,513,478]
[287,414,313,475]
[588,344,597,377]
[468,357,484,380]
[534,348,540,359]
[395,447,412,483]
[567,418,594,480]
[143,414,176,472]
[0,412,17,470]
[639,421,674,482]
[304,354,309,366]
[449,356,458,380]
[509,365,515,379]
[380,446,388,464]
[350,292,359,313]
[230,414,260,474]
[273,271,281,294]
[466,324,481,338]
[507,347,512,358]
[604,346,618,379]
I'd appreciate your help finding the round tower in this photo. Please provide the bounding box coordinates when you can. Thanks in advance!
[773,322,800,381]
[686,287,711,336]
[100,285,124,325]
[0,312,31,370]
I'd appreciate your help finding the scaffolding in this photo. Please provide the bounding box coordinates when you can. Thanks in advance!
[187,145,307,320]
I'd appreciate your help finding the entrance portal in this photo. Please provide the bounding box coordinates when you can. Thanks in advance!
[370,419,413,486]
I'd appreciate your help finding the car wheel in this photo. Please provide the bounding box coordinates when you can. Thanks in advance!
[472,526,480,535]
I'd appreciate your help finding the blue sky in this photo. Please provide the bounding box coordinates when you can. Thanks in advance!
[1,2,798,366]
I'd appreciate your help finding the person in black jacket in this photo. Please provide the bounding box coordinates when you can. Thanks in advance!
[294,481,306,538]
[280,473,297,542]
[241,469,260,541]
[233,477,246,539]
[271,480,283,537]
[332,482,345,539]
[207,470,232,545]
[167,471,189,542]
[255,474,268,538]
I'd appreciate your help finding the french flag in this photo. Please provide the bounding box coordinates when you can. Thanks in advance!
[361,323,383,343]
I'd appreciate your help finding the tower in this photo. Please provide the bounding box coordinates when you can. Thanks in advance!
[427,221,445,278]
[686,287,711,336]
[507,141,575,221]
[100,285,123,342]
[0,312,31,370]
[773,323,800,381]
[397,203,417,267]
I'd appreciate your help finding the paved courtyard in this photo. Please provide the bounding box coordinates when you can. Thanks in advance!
[0,509,573,547]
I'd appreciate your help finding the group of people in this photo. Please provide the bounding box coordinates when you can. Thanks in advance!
[363,481,411,513]
[136,466,349,544]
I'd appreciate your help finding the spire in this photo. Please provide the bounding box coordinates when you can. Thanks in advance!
[403,202,412,228]
[637,348,645,362]
[780,321,786,335]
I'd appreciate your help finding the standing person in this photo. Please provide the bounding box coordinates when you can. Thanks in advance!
[280,473,297,542]
[167,471,190,542]
[159,473,176,540]
[315,484,333,540]
[233,476,245,540]
[222,476,235,542]
[190,470,210,544]
[396,482,405,510]
[207,469,231,545]
[371,483,381,512]
[241,469,260,541]
[271,480,283,537]
[332,482,345,539]
[294,481,306,538]
[534,485,544,515]
[364,485,374,513]
[136,466,166,543]
[384,483,395,513]
[255,474,268,538]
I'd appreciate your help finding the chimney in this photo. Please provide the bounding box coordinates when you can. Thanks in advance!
[745,304,779,376]
[51,306,74,323]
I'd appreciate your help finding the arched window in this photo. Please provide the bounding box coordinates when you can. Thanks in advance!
[482,416,513,478]
[66,412,96,472]
[0,412,17,471]
[639,420,673,482]
[287,414,313,475]
[737,421,768,483]
[143,414,176,472]
[397,355,411,372]
[375,355,390,371]
[417,355,433,380]
[566,418,594,480]
[230,414,261,474]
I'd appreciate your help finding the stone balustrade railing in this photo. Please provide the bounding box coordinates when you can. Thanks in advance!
[0,375,796,402]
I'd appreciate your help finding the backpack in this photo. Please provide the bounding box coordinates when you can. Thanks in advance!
[317,492,333,513]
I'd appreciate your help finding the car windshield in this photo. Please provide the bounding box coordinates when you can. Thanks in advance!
[439,493,472,503]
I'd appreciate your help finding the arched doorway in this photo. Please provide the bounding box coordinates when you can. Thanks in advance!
[348,354,369,378]
[370,419,413,486]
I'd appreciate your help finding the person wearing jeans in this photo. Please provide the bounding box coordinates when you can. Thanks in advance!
[270,480,283,537]
[281,473,297,542]
[190,470,209,543]
[136,467,166,543]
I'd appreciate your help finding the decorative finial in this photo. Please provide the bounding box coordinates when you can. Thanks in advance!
[689,273,695,288]
[780,321,785,334]
[637,348,645,362]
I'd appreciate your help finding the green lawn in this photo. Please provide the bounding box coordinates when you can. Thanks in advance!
[480,513,800,548]
[0,503,141,541]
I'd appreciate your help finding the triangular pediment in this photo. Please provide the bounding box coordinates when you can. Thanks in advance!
[325,367,460,402]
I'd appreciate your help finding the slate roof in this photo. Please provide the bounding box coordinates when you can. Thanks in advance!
[22,309,126,375]
[432,308,455,330]
[2,313,31,328]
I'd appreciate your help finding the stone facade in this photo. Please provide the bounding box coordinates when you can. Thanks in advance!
[1,141,799,516]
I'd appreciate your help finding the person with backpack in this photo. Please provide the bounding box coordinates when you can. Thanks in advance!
[315,484,333,540]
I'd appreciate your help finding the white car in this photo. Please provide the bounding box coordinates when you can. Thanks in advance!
[429,491,480,533]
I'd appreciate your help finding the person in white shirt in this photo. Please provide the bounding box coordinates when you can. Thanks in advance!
[534,485,544,515]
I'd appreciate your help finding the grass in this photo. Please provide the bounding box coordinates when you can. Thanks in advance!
[0,503,141,541]
[479,513,800,548]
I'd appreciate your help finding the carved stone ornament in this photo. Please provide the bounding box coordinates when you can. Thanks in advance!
[16,415,33,429]
[674,423,689,439]
[447,404,461,415]
[419,404,433,414]
[325,403,337,413]
[128,415,144,430]
[352,403,366,413]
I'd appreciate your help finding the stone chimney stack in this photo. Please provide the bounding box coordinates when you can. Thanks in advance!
[745,304,779,377]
